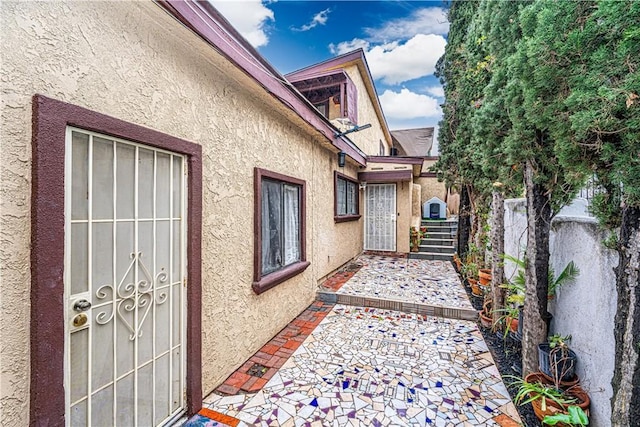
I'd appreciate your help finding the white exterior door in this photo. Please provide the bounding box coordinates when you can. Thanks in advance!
[64,128,187,426]
[364,183,397,251]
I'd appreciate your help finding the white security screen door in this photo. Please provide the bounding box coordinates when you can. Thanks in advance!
[64,127,186,426]
[364,184,397,251]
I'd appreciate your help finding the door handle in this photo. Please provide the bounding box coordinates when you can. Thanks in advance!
[73,299,92,312]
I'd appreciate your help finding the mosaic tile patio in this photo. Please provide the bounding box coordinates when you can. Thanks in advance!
[335,255,472,310]
[202,305,521,426]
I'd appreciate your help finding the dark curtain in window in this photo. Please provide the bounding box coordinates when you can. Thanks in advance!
[262,180,282,275]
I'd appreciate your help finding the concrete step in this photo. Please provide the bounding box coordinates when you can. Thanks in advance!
[418,244,456,254]
[408,252,454,261]
[422,225,458,233]
[420,222,458,231]
[422,231,456,239]
[420,238,455,246]
[316,291,478,322]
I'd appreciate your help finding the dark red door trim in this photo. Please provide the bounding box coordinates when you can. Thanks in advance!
[30,95,203,425]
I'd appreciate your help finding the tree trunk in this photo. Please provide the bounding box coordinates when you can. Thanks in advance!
[611,205,640,427]
[522,160,552,375]
[491,191,506,321]
[458,184,472,260]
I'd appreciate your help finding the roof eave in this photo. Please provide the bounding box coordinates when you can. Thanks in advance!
[156,0,367,166]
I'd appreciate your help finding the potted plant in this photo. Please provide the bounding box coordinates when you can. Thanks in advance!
[478,268,492,286]
[510,373,590,423]
[410,227,421,252]
[543,405,589,426]
[539,334,579,385]
[462,261,481,296]
[502,254,579,300]
[479,298,493,328]
[547,261,580,299]
[453,253,463,272]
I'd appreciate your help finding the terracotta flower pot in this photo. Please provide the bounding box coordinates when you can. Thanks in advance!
[539,371,580,388]
[453,255,462,272]
[468,278,482,296]
[525,372,590,422]
[507,316,519,332]
[478,269,492,286]
[479,310,492,328]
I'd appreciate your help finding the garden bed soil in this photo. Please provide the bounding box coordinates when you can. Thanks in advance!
[461,273,542,427]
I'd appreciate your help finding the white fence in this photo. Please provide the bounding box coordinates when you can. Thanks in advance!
[503,198,618,427]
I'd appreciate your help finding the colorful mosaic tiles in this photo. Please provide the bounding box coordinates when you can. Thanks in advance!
[203,305,521,426]
[336,255,472,310]
[184,409,240,427]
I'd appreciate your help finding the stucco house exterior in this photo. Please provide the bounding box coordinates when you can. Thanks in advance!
[1,1,453,425]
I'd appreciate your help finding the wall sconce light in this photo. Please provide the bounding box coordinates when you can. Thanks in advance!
[359,181,367,190]
[338,151,346,168]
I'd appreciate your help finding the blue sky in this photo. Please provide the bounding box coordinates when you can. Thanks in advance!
[210,0,448,149]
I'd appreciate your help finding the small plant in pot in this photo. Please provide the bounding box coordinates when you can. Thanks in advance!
[462,262,481,296]
[539,334,579,386]
[495,305,521,338]
[479,297,493,329]
[410,227,421,252]
[509,373,590,423]
[501,254,579,300]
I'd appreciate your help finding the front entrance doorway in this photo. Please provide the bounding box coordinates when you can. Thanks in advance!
[364,183,397,251]
[64,127,187,426]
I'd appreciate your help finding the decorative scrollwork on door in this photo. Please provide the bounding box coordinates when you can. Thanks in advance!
[95,252,169,340]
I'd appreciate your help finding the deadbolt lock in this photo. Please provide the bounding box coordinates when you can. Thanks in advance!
[73,299,92,312]
[72,313,88,328]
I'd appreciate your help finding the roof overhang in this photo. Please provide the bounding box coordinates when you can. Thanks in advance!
[157,0,366,166]
[367,156,425,177]
[358,170,412,183]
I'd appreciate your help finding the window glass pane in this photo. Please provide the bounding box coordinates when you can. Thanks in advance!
[92,136,114,220]
[337,178,346,215]
[261,180,282,275]
[71,131,89,220]
[115,142,135,220]
[347,181,357,214]
[283,185,300,265]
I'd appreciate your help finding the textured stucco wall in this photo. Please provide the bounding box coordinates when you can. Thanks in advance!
[312,160,363,281]
[342,65,388,156]
[411,184,422,228]
[1,1,363,422]
[504,199,617,427]
[396,182,411,253]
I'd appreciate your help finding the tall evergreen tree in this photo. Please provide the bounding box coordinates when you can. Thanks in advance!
[503,0,589,375]
[553,2,640,423]
[471,0,527,317]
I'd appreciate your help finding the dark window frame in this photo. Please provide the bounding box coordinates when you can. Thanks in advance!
[334,171,361,223]
[253,168,309,294]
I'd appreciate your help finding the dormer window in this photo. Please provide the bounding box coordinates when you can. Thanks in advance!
[289,70,358,125]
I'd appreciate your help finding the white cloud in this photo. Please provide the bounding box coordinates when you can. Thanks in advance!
[208,0,274,48]
[425,85,445,98]
[379,88,441,120]
[329,35,445,85]
[328,38,370,55]
[366,34,446,85]
[292,8,331,32]
[365,7,449,42]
